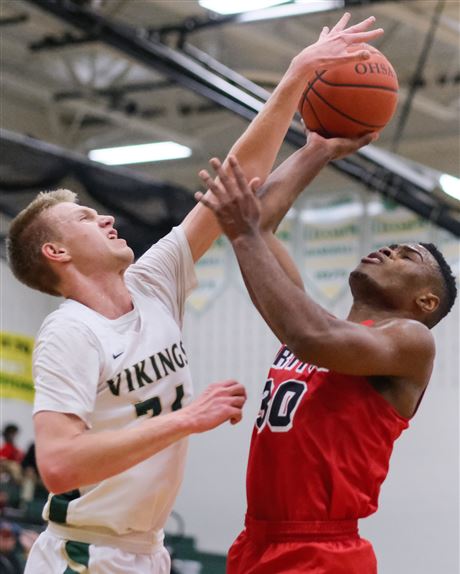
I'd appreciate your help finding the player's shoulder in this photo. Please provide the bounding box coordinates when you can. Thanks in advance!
[373,317,435,354]
[37,300,101,342]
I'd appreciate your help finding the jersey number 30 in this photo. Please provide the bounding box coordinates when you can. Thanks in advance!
[256,379,307,433]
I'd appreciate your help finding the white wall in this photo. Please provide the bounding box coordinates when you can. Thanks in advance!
[1,261,60,450]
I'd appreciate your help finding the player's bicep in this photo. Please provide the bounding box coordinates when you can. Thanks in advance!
[34,411,87,446]
[34,411,87,486]
[307,320,434,378]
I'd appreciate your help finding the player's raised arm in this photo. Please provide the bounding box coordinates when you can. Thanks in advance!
[196,155,439,383]
[182,13,384,262]
[197,132,376,295]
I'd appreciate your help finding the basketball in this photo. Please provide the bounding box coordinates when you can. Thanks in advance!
[298,46,399,138]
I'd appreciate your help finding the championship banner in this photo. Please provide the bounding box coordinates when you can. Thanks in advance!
[371,204,430,249]
[300,195,362,302]
[0,332,35,403]
[186,236,228,313]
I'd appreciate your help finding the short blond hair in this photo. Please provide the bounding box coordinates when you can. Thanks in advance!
[6,189,78,296]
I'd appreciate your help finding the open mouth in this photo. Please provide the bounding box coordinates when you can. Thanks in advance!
[361,251,385,264]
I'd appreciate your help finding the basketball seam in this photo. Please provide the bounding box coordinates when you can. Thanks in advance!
[300,71,329,134]
[304,96,334,138]
[318,76,398,93]
[308,85,387,129]
[304,70,327,97]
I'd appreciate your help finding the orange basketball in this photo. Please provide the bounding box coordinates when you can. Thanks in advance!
[298,46,399,138]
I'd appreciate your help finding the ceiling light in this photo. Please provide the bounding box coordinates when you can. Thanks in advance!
[88,142,192,166]
[199,0,344,21]
[300,201,383,224]
[199,0,290,14]
[295,0,344,10]
[439,174,460,201]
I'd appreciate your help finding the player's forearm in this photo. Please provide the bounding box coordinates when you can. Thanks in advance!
[41,410,194,493]
[259,139,332,232]
[232,231,331,358]
[228,62,314,184]
[182,63,315,262]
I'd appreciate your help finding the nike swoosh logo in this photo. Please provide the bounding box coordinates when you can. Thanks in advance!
[112,352,123,359]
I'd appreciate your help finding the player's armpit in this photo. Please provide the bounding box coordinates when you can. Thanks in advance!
[291,318,435,381]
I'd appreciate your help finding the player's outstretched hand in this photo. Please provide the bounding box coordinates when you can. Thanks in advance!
[291,13,384,74]
[307,130,380,160]
[185,380,247,431]
[195,155,262,242]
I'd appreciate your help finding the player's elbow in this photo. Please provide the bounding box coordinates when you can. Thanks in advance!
[286,327,333,367]
[285,331,315,365]
[38,454,79,494]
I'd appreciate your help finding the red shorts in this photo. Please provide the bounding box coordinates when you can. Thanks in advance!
[226,516,377,574]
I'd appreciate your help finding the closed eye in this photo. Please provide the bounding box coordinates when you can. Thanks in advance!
[400,248,422,262]
[79,210,96,221]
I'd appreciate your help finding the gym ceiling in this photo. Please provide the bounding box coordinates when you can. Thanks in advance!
[1,0,459,257]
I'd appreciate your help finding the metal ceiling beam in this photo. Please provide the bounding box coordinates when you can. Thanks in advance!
[25,0,460,236]
[0,13,29,26]
[148,0,389,39]
[1,70,199,148]
[373,2,460,49]
[0,128,184,192]
[26,0,265,124]
[0,127,195,234]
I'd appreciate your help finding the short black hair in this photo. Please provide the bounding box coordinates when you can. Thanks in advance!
[420,242,457,324]
[2,424,19,441]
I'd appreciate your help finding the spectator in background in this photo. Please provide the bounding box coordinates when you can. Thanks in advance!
[0,520,38,574]
[0,425,24,464]
[0,425,24,489]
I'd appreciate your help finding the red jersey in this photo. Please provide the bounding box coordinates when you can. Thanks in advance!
[246,338,409,523]
[0,442,24,463]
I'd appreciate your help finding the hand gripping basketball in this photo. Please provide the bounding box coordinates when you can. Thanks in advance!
[297,15,397,138]
[299,43,399,138]
[292,13,384,73]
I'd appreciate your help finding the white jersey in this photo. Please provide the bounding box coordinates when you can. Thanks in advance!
[32,226,197,553]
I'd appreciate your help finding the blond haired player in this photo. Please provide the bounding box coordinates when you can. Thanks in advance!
[7,14,383,574]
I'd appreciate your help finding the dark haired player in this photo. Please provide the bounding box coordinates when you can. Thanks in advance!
[196,150,457,574]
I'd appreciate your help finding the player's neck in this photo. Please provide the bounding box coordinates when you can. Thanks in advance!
[61,272,134,319]
[347,301,411,324]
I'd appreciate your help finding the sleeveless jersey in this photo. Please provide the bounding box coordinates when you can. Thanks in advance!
[246,334,410,522]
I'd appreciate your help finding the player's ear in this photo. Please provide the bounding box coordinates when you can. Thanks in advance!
[42,242,71,263]
[415,291,440,314]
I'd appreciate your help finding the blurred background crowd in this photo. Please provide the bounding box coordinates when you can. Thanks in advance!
[0,423,47,574]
